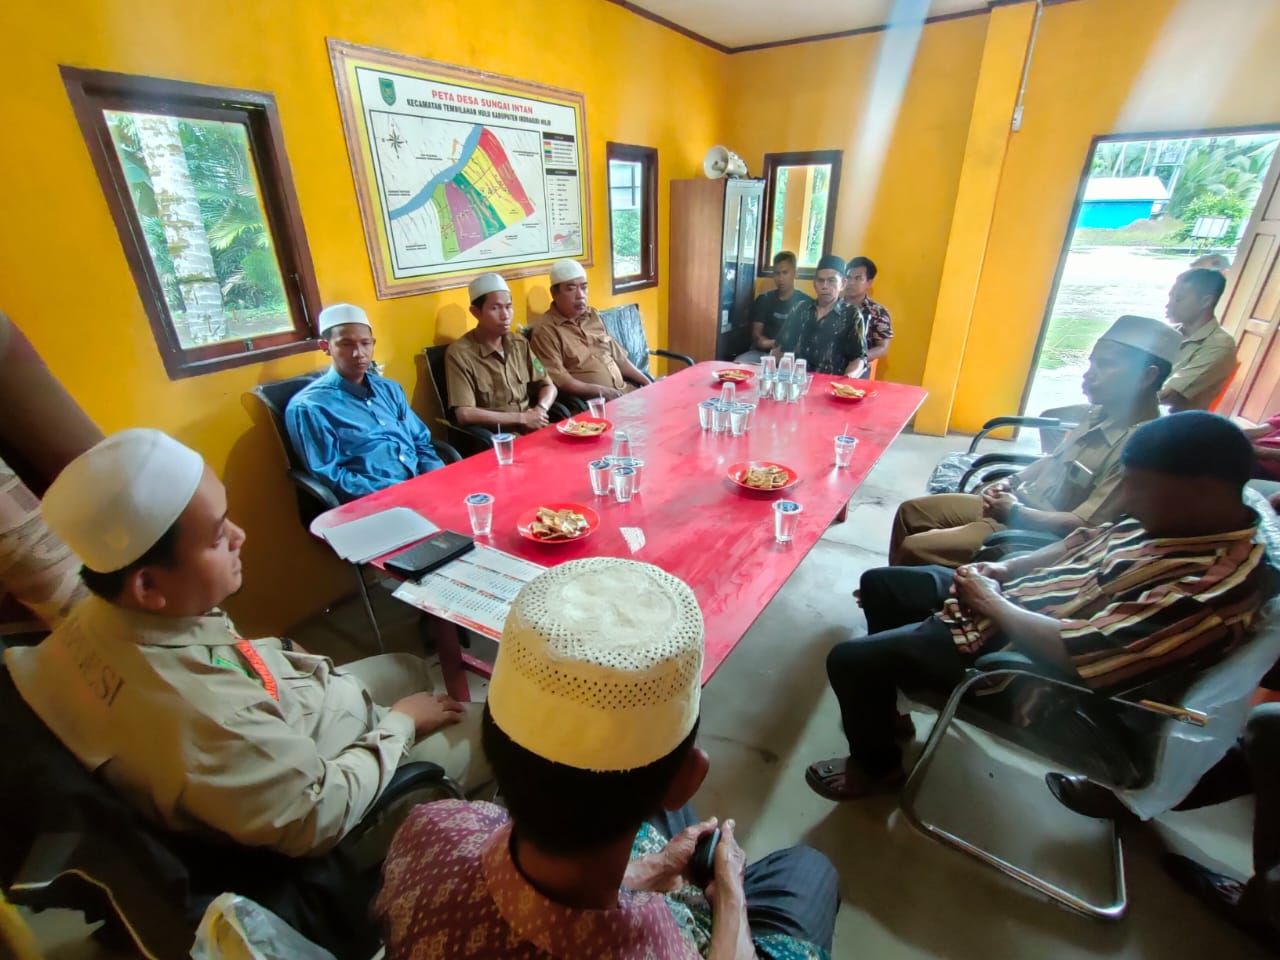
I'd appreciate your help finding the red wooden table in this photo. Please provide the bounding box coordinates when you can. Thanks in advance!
[313,362,926,694]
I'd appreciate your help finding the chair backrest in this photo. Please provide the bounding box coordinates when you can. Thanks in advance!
[598,303,651,378]
[251,372,324,474]
[422,345,452,423]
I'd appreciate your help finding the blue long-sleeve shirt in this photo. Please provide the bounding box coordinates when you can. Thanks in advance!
[285,368,444,503]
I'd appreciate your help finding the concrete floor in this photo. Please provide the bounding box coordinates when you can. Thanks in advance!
[24,430,1268,959]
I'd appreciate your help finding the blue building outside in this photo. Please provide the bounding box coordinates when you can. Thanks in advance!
[1076,176,1170,230]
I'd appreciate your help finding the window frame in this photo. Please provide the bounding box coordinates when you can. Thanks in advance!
[758,149,844,280]
[605,142,659,294]
[61,67,321,380]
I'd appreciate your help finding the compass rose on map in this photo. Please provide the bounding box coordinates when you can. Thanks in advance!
[380,123,407,157]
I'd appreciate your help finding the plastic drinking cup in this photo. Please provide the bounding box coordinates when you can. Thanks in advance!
[613,465,637,503]
[465,492,494,536]
[698,399,717,430]
[587,396,607,419]
[612,430,632,460]
[804,374,815,396]
[835,434,858,469]
[773,500,802,543]
[493,433,515,465]
[786,377,802,403]
[729,406,749,437]
[761,354,777,380]
[732,402,755,433]
[773,377,788,402]
[589,459,613,496]
[719,381,737,405]
[612,456,644,492]
[712,401,731,434]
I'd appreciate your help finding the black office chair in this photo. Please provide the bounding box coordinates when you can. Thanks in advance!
[598,303,694,382]
[0,662,460,959]
[926,414,1081,496]
[421,345,572,456]
[250,372,462,649]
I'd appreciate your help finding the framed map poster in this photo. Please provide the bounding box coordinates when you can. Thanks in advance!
[328,40,591,298]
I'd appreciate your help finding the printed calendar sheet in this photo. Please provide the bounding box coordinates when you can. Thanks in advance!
[391,545,546,640]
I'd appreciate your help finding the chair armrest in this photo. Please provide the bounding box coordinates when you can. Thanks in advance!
[548,402,573,422]
[344,762,463,846]
[445,421,497,449]
[969,666,1210,727]
[434,440,462,465]
[958,453,1041,492]
[560,396,590,415]
[287,470,340,511]
[650,349,695,369]
[969,417,1073,454]
[972,530,1061,562]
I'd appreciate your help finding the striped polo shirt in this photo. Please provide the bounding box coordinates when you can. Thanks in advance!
[939,515,1267,691]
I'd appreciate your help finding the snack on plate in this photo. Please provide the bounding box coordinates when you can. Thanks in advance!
[531,507,589,540]
[561,419,607,436]
[742,465,791,490]
[831,383,866,399]
[718,369,751,382]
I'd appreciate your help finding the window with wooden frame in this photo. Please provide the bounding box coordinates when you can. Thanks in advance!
[759,150,843,279]
[61,67,321,380]
[606,143,658,293]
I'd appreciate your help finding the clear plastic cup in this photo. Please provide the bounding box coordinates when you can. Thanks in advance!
[732,402,755,433]
[493,432,515,465]
[612,456,644,492]
[712,401,731,434]
[835,434,858,468]
[773,377,788,402]
[804,373,815,396]
[778,352,795,382]
[787,377,802,403]
[719,381,737,406]
[773,500,802,542]
[587,396,606,419]
[612,430,632,460]
[613,465,637,502]
[465,492,494,536]
[729,405,749,437]
[794,358,808,383]
[589,458,613,496]
[761,353,777,381]
[698,399,718,430]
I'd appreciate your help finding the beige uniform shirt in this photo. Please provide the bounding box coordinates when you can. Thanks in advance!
[1014,405,1153,524]
[1165,322,1237,409]
[4,597,413,856]
[444,330,552,419]
[530,306,633,392]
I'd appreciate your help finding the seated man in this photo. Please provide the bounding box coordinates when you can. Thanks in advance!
[446,273,557,434]
[286,304,444,503]
[808,412,1268,800]
[1190,252,1231,274]
[842,256,892,365]
[530,259,649,401]
[892,314,1180,566]
[4,429,488,856]
[376,557,839,959]
[1161,267,1237,412]
[736,249,812,363]
[776,254,867,377]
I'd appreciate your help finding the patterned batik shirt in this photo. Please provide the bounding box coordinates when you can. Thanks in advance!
[853,297,893,350]
[777,300,866,376]
[375,801,829,960]
[937,516,1267,692]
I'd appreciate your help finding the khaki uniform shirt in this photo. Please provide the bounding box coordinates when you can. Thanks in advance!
[444,330,552,419]
[4,597,413,856]
[530,306,632,392]
[1014,405,1153,524]
[1165,322,1237,409]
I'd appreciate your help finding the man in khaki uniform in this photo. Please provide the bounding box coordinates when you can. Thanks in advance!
[446,273,556,434]
[529,259,649,401]
[1160,268,1237,411]
[4,429,489,857]
[891,315,1181,566]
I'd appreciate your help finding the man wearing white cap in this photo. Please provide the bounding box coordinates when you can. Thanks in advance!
[445,273,556,433]
[891,314,1182,566]
[286,304,444,503]
[529,259,649,400]
[376,558,840,959]
[4,429,488,856]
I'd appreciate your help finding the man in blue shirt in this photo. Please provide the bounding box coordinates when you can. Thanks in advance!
[286,304,444,502]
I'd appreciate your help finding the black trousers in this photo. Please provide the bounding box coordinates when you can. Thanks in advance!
[648,806,839,953]
[827,565,971,776]
[1177,702,1280,930]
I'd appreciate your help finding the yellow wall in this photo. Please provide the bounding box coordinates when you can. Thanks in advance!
[0,0,725,634]
[950,0,1280,431]
[725,15,987,386]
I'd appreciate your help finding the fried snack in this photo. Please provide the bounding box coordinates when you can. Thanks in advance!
[561,420,607,436]
[742,465,791,490]
[831,383,866,399]
[530,507,589,540]
[719,369,751,382]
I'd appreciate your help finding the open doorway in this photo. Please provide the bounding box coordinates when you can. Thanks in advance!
[1022,128,1280,417]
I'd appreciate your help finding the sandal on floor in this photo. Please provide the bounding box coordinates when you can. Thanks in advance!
[805,757,905,801]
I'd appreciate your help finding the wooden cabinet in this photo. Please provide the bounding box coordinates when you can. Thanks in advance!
[668,178,765,361]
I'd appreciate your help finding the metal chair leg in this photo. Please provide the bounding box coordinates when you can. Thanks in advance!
[354,564,384,653]
[898,672,1128,920]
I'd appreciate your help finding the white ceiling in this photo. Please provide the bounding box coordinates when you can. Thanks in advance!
[624,0,991,49]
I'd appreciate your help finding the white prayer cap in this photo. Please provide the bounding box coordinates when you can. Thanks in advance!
[491,558,704,771]
[317,303,372,338]
[42,429,205,573]
[548,259,587,286]
[1099,315,1182,365]
[468,273,510,302]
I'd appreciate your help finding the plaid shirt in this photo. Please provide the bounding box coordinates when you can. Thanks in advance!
[939,516,1267,691]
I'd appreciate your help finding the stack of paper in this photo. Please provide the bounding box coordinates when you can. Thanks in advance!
[320,507,438,563]
[393,545,546,640]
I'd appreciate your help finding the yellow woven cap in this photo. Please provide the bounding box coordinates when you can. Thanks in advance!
[490,558,704,771]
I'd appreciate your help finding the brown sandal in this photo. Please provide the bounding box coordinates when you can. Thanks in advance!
[805,757,905,801]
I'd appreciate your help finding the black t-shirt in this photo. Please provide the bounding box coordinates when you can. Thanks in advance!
[749,290,814,342]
